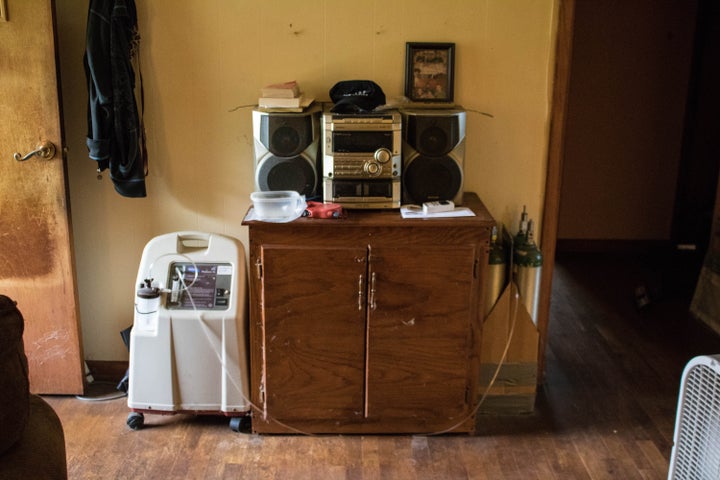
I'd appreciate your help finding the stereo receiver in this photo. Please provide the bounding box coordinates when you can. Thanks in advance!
[322,105,402,208]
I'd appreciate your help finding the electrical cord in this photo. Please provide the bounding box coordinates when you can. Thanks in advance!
[427,282,520,435]
[176,271,316,435]
[129,251,263,423]
[74,362,128,402]
[128,236,520,437]
[427,229,519,435]
[75,381,128,402]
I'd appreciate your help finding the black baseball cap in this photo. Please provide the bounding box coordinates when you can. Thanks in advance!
[329,80,386,113]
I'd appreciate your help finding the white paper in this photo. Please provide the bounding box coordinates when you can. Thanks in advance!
[400,205,475,219]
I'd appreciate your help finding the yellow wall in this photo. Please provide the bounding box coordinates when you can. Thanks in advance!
[55,0,558,361]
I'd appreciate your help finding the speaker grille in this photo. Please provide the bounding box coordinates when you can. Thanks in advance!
[407,115,460,156]
[403,155,462,203]
[270,126,301,157]
[421,126,449,156]
[260,115,313,157]
[256,155,317,197]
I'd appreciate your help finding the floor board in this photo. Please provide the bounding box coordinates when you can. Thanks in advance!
[44,253,720,479]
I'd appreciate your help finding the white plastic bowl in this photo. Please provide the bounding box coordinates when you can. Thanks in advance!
[250,191,305,221]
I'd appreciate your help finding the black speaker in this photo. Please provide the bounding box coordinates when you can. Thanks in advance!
[401,108,466,205]
[252,105,321,197]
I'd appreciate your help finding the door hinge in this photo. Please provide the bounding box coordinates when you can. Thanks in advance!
[255,257,263,280]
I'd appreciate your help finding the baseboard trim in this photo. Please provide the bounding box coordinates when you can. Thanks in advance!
[86,360,128,383]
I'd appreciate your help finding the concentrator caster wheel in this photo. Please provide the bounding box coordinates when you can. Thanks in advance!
[229,416,250,433]
[127,412,145,430]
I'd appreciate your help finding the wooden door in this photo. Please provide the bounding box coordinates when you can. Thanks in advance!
[255,244,367,430]
[367,244,478,432]
[0,0,84,394]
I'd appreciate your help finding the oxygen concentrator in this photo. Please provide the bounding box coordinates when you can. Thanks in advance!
[126,232,250,431]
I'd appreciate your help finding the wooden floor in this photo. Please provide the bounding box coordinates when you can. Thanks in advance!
[44,253,720,479]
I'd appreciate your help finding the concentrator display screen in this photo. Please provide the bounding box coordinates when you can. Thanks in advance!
[166,262,232,310]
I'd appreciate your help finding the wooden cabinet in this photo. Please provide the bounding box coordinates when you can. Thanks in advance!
[243,192,494,434]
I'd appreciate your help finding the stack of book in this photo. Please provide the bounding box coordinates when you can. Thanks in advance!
[258,80,314,112]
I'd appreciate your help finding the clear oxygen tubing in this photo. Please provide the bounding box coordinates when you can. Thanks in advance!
[77,254,199,403]
[429,229,524,435]
[145,253,200,293]
[142,252,316,435]
[137,250,522,437]
[428,246,521,436]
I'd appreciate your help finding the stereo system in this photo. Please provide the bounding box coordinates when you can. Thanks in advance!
[252,104,466,209]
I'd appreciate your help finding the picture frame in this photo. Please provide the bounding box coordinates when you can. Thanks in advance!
[405,42,455,103]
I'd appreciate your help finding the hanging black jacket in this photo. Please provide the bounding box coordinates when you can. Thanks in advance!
[84,0,147,197]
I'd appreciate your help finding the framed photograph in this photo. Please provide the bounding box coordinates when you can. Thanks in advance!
[405,42,455,102]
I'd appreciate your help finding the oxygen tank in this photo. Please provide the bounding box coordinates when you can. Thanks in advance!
[514,219,543,325]
[484,225,507,318]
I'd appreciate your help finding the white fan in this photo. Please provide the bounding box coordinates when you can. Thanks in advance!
[668,354,720,480]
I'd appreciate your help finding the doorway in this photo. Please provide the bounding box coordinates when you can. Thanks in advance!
[556,0,719,298]
[558,0,698,251]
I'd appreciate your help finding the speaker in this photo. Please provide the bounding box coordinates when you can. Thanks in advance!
[401,108,466,205]
[252,105,321,197]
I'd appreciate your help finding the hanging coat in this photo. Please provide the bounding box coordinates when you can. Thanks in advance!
[84,0,147,197]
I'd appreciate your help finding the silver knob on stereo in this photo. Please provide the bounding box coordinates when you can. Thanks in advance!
[364,161,381,176]
[374,148,392,164]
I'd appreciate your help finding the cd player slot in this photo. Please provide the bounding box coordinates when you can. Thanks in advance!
[332,179,394,198]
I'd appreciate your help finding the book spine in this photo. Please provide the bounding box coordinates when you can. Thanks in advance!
[258,96,303,108]
[260,89,299,99]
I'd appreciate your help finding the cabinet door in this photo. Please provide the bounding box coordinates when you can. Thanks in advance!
[259,245,368,425]
[366,245,478,430]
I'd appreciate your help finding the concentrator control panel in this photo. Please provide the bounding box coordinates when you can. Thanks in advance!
[166,262,232,310]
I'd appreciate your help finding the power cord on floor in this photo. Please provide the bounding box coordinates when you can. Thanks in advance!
[75,383,127,402]
[74,363,127,402]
